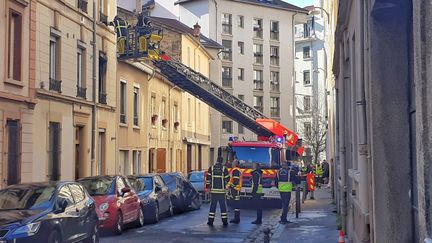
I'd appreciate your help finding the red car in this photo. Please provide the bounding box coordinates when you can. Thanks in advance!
[78,175,144,234]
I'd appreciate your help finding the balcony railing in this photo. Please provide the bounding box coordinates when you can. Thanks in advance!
[271,82,280,92]
[270,56,279,66]
[222,51,232,61]
[254,54,263,64]
[222,24,232,34]
[120,114,126,124]
[100,12,108,25]
[253,27,263,38]
[222,77,232,87]
[270,31,279,40]
[133,116,139,126]
[254,80,263,90]
[99,92,107,104]
[78,0,88,13]
[76,85,87,99]
[271,108,280,117]
[49,78,62,93]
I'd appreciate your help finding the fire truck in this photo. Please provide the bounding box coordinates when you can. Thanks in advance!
[112,16,302,202]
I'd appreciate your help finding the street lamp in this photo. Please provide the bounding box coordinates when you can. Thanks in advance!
[308,6,330,23]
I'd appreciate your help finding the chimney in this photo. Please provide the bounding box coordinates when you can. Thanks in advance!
[193,22,201,37]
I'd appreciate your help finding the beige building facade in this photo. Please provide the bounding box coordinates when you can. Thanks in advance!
[0,0,37,188]
[33,0,117,181]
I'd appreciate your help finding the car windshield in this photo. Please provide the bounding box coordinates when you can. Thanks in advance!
[0,186,55,210]
[232,146,280,168]
[129,177,153,192]
[160,174,177,191]
[189,173,204,182]
[79,178,115,196]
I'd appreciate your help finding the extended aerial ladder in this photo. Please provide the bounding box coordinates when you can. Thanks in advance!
[114,17,298,146]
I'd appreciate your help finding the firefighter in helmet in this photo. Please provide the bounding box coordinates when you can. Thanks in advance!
[110,15,130,55]
[206,157,230,226]
[251,163,263,224]
[227,159,242,224]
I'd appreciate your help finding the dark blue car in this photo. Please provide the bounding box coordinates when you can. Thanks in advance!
[127,174,173,223]
[0,181,99,243]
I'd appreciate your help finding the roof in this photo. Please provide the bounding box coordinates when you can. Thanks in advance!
[148,16,223,49]
[175,0,308,13]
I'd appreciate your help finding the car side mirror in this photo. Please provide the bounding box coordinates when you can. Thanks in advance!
[121,187,131,196]
[56,199,69,213]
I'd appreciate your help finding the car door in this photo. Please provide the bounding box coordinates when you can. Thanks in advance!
[69,183,90,241]
[154,176,170,212]
[116,177,130,222]
[123,177,140,220]
[56,185,79,242]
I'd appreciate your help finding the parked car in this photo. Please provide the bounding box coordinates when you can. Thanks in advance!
[127,174,173,223]
[187,171,205,193]
[160,173,201,213]
[78,175,144,234]
[0,181,99,243]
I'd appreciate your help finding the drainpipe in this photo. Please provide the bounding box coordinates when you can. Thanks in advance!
[91,1,97,176]
[339,75,347,231]
[168,85,177,172]
[292,12,299,133]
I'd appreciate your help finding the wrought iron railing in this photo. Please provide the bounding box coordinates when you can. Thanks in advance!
[49,78,62,92]
[76,85,87,99]
[99,92,107,104]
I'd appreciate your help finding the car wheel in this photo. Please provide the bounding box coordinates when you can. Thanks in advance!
[48,230,61,243]
[135,206,145,228]
[84,224,99,243]
[114,211,123,235]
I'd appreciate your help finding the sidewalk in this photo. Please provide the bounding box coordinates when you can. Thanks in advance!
[272,188,338,243]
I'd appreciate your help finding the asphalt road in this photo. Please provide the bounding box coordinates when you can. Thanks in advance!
[100,203,281,243]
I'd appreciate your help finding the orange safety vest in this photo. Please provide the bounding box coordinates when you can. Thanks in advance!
[307,172,315,191]
[228,167,243,191]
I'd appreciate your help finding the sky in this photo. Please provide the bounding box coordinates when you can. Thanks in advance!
[284,0,315,8]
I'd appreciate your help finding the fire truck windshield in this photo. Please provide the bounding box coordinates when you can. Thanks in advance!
[231,146,280,168]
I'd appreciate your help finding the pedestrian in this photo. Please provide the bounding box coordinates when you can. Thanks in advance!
[227,159,242,224]
[251,163,263,224]
[275,161,299,224]
[206,157,230,226]
[321,160,330,184]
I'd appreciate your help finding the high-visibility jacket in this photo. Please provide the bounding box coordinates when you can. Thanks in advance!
[111,16,128,38]
[251,169,263,194]
[307,172,315,191]
[277,168,293,192]
[206,164,230,194]
[228,167,242,191]
[315,164,323,177]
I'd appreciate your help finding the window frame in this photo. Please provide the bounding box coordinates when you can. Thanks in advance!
[253,70,263,91]
[238,41,244,55]
[222,39,232,61]
[120,80,127,124]
[270,46,279,66]
[222,13,232,35]
[270,97,280,117]
[270,71,280,92]
[303,46,311,59]
[253,96,263,112]
[238,68,244,81]
[303,70,311,85]
[133,86,139,126]
[222,66,232,87]
[237,15,244,28]
[253,18,263,39]
[253,43,263,64]
[222,120,233,134]
[270,20,279,41]
[7,8,22,82]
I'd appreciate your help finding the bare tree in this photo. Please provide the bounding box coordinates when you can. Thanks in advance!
[296,92,327,165]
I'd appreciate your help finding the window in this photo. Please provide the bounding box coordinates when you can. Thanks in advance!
[6,120,20,185]
[270,21,279,40]
[161,99,167,128]
[222,66,232,87]
[99,53,107,104]
[151,95,157,126]
[222,40,232,61]
[253,70,263,90]
[76,48,86,99]
[133,150,141,175]
[304,122,312,137]
[119,151,129,176]
[120,81,126,123]
[238,124,244,134]
[303,70,311,85]
[270,46,279,66]
[304,96,311,112]
[237,15,244,28]
[270,97,280,117]
[222,121,233,134]
[222,13,232,34]
[97,129,106,175]
[78,0,88,13]
[253,96,263,112]
[303,18,314,38]
[270,71,279,92]
[49,35,61,92]
[187,47,191,67]
[69,184,85,202]
[238,68,244,81]
[8,10,22,81]
[99,0,108,25]
[187,98,191,126]
[238,94,244,101]
[133,87,139,126]
[238,41,244,55]
[253,18,263,38]
[303,46,311,59]
[173,104,179,131]
[253,44,263,64]
[57,186,74,206]
[48,122,61,181]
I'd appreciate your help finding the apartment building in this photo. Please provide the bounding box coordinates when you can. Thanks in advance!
[33,0,117,181]
[294,3,327,164]
[168,0,307,163]
[0,0,37,188]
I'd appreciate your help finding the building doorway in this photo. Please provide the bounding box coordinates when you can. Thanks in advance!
[148,148,155,173]
[49,122,61,181]
[75,126,85,180]
[156,148,166,173]
[6,120,20,185]
[187,144,192,172]
[97,129,106,175]
[198,145,202,171]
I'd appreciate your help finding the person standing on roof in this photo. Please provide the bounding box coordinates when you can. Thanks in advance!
[206,157,230,226]
[251,163,263,224]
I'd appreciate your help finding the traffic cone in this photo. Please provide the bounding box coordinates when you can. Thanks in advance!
[338,230,345,243]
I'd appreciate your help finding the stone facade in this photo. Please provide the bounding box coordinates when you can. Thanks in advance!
[0,0,37,188]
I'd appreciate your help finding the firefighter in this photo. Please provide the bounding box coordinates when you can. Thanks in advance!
[227,159,242,224]
[206,157,230,226]
[251,163,263,224]
[136,12,152,53]
[275,161,299,224]
[110,16,129,55]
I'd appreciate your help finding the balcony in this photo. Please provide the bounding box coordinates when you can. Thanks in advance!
[222,76,232,87]
[253,80,263,91]
[78,0,88,13]
[100,12,108,25]
[99,92,107,104]
[49,78,62,93]
[120,114,126,124]
[76,85,87,99]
